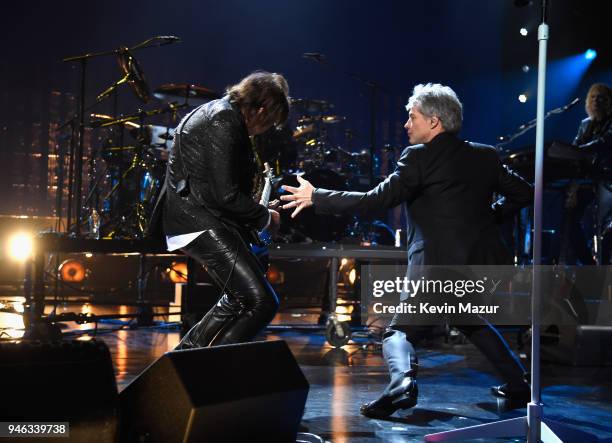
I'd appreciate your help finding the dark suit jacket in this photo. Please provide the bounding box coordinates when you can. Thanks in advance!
[161,97,269,237]
[313,132,533,265]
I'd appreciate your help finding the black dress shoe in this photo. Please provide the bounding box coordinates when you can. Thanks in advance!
[491,382,531,404]
[360,376,418,419]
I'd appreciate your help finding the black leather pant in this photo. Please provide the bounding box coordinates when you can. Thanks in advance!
[176,227,279,349]
[384,317,526,386]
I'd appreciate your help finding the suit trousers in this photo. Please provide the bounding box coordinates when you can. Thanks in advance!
[384,315,526,386]
[176,227,279,348]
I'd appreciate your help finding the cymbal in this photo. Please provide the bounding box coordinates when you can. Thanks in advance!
[320,115,345,124]
[154,83,221,105]
[293,124,315,139]
[89,113,141,130]
[117,47,150,103]
[89,103,187,128]
[297,115,345,126]
[291,98,333,114]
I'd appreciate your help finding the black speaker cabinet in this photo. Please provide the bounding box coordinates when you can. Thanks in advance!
[120,340,309,443]
[542,325,612,366]
[0,339,119,443]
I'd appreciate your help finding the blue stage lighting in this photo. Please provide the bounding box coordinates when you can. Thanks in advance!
[585,49,597,60]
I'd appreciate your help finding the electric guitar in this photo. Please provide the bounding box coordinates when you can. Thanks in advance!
[239,162,274,256]
[256,162,274,247]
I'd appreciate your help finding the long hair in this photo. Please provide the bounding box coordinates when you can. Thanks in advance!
[585,83,612,121]
[227,71,290,127]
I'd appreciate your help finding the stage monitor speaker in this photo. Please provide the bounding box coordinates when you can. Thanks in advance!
[0,339,119,443]
[542,325,612,366]
[120,340,309,443]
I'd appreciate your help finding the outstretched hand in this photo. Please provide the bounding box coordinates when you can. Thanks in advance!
[280,175,315,218]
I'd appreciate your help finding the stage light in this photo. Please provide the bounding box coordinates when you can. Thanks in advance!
[167,262,188,283]
[335,305,354,314]
[348,268,357,285]
[584,49,597,60]
[519,28,528,37]
[7,233,33,261]
[59,259,86,282]
[522,65,530,73]
[266,265,284,284]
[518,94,528,103]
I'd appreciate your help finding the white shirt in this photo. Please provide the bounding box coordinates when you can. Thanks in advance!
[165,211,271,251]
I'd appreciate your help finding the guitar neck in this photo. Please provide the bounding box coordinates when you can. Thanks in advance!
[259,180,271,206]
[259,162,273,207]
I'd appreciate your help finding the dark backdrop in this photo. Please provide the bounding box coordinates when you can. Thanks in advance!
[0,0,610,216]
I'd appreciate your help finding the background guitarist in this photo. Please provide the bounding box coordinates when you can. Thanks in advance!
[163,71,290,348]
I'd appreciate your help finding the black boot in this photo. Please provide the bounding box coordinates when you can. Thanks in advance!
[360,368,418,418]
[491,372,531,406]
[460,325,531,406]
[361,329,419,418]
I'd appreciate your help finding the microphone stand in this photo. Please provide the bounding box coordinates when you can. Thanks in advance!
[61,36,180,237]
[495,96,580,149]
[426,2,596,441]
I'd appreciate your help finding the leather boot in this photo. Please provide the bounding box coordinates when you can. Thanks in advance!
[360,329,419,418]
[360,368,418,418]
[460,325,531,405]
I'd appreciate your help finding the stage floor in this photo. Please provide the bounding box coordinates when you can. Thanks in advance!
[2,302,612,441]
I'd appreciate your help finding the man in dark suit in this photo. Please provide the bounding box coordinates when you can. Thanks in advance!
[163,71,289,348]
[281,83,533,418]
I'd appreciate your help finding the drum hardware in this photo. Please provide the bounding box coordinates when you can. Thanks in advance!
[89,102,187,128]
[84,101,184,239]
[290,98,333,115]
[98,144,165,239]
[274,170,350,243]
[84,105,183,240]
[89,113,141,130]
[345,219,396,246]
[96,47,150,103]
[291,101,348,172]
[60,36,180,237]
[321,115,346,124]
[153,83,221,107]
[296,114,345,126]
[301,52,391,187]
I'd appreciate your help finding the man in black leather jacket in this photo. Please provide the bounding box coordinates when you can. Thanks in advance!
[163,71,290,348]
[281,83,533,417]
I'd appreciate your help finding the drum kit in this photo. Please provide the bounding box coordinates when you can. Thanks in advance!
[80,81,221,239]
[61,40,383,244]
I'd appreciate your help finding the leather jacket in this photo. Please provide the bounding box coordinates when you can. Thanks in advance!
[574,116,612,178]
[163,97,269,236]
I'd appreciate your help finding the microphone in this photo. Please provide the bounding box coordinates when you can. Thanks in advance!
[302,52,326,63]
[564,97,580,110]
[153,35,182,45]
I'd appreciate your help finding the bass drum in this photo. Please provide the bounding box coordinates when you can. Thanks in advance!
[276,169,350,243]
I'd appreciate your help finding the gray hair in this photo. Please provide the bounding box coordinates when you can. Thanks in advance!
[405,83,463,134]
